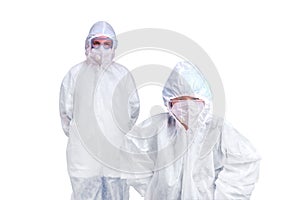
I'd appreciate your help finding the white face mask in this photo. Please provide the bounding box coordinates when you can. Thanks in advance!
[171,100,204,130]
[88,46,114,66]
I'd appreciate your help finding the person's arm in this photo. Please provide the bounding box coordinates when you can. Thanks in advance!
[121,126,155,196]
[121,134,154,197]
[214,123,261,199]
[121,115,169,197]
[59,65,81,136]
[126,72,140,129]
[112,68,140,132]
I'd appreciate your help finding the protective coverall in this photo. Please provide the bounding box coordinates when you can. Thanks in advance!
[124,61,260,199]
[59,21,140,200]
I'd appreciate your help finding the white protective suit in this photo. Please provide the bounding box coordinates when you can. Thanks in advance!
[125,61,260,199]
[59,21,140,200]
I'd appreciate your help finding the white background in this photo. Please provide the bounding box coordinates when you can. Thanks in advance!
[0,0,299,199]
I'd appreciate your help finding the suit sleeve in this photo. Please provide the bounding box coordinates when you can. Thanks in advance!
[59,65,81,136]
[126,72,140,129]
[214,123,261,200]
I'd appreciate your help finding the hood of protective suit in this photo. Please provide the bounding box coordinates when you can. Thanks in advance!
[162,61,212,105]
[162,61,213,125]
[84,21,118,62]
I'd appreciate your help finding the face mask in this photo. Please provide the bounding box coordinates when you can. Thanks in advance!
[88,46,114,66]
[170,100,204,130]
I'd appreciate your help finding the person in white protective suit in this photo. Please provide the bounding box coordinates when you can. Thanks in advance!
[59,21,140,200]
[124,61,260,199]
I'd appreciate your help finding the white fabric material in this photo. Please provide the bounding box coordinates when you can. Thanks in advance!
[162,61,212,107]
[88,46,114,66]
[170,100,205,129]
[126,61,260,199]
[85,21,118,55]
[141,117,260,200]
[70,176,129,200]
[59,64,82,136]
[59,21,139,200]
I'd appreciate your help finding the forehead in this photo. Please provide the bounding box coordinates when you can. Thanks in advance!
[171,96,199,101]
[92,36,112,41]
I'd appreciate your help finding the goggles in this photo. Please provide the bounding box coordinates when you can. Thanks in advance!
[169,97,204,108]
[91,37,113,49]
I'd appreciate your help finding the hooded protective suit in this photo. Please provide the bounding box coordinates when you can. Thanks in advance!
[125,61,260,199]
[59,21,140,200]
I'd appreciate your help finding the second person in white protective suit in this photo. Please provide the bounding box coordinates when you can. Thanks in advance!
[125,61,260,199]
[59,21,140,200]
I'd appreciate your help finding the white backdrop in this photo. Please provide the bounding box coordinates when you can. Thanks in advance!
[0,0,299,199]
